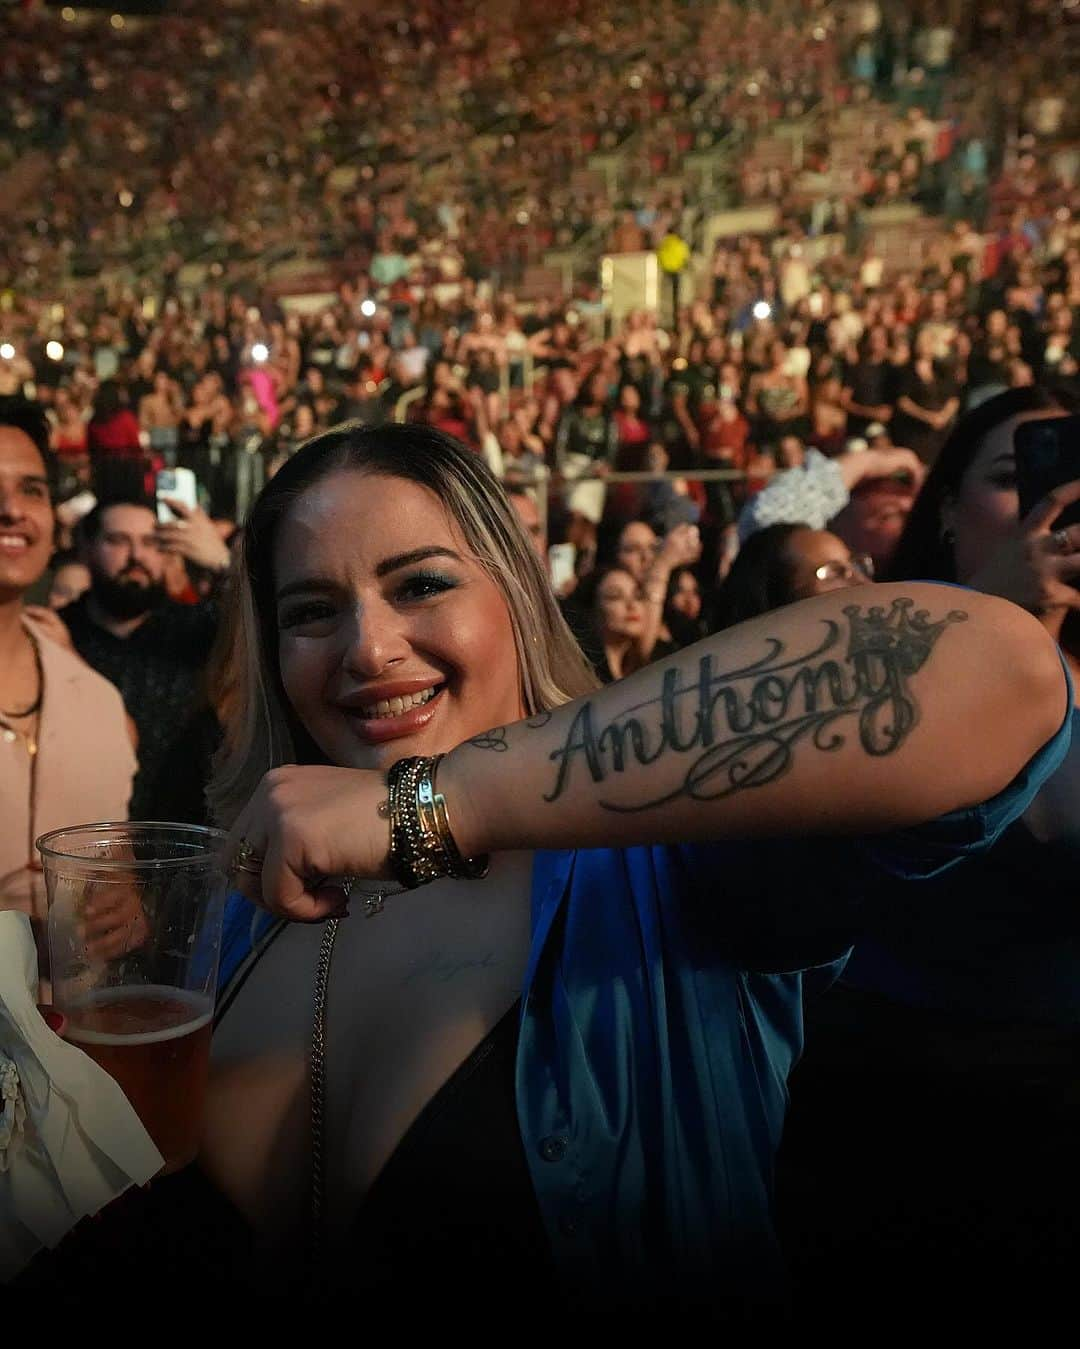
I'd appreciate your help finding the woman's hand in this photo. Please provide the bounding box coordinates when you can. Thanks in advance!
[225,765,392,922]
[966,480,1080,641]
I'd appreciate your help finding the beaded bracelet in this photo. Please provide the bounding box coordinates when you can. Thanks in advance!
[386,754,489,889]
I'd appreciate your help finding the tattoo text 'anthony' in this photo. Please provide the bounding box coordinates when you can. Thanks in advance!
[543,598,968,811]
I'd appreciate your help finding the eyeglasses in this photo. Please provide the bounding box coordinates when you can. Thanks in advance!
[811,554,875,583]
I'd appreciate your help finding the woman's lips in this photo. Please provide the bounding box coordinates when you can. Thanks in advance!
[339,685,446,744]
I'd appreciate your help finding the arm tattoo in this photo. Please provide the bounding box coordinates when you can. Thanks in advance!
[466,711,553,751]
[466,727,510,752]
[543,598,968,811]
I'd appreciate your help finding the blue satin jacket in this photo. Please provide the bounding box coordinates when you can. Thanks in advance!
[216,695,1070,1312]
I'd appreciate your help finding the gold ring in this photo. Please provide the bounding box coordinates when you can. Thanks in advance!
[232,840,265,874]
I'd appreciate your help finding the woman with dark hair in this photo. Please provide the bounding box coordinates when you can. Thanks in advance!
[778,384,1080,1330]
[713,523,873,630]
[889,330,960,466]
[87,379,147,498]
[583,564,667,682]
[663,565,709,648]
[886,383,1076,595]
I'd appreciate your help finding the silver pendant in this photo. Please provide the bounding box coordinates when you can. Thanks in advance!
[340,875,401,918]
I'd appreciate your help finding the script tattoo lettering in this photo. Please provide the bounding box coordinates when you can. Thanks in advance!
[543,598,967,811]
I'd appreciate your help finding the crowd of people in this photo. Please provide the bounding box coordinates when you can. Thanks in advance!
[2,0,1080,1329]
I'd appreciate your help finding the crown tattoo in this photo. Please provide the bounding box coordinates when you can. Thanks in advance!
[844,598,967,675]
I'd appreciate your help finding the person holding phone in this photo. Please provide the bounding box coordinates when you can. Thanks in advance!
[889,384,1080,678]
[778,384,1080,1330]
[60,493,232,820]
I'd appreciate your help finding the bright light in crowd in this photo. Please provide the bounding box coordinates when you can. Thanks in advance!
[110,14,125,30]
[251,343,269,363]
[46,341,65,362]
[752,300,772,321]
[0,344,15,360]
[118,190,134,208]
[360,298,377,318]
[61,6,76,20]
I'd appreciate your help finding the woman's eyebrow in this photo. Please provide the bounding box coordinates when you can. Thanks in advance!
[374,546,463,577]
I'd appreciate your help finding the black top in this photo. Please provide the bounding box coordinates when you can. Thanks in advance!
[16,997,553,1313]
[61,595,219,818]
[340,998,555,1301]
[843,357,894,434]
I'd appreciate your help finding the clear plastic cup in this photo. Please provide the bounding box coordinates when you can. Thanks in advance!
[37,821,228,1175]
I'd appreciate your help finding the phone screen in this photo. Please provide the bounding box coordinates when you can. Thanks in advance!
[548,543,576,593]
[1014,415,1080,527]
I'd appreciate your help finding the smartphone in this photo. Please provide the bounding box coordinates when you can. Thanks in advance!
[156,467,199,524]
[548,542,576,593]
[1014,416,1080,529]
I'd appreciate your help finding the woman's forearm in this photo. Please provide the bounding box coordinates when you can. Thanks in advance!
[443,583,1066,858]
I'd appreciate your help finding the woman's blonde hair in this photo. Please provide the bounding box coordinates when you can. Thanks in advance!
[208,421,599,826]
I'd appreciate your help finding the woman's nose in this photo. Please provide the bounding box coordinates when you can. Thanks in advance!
[340,601,411,677]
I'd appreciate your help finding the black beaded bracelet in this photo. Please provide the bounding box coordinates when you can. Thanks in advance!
[386,754,489,889]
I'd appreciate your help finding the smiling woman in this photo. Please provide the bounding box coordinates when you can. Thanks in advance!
[209,422,596,823]
[190,421,1072,1324]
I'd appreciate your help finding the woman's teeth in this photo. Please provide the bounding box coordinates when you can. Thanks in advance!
[360,686,439,720]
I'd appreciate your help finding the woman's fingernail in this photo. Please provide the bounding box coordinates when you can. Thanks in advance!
[43,1010,65,1033]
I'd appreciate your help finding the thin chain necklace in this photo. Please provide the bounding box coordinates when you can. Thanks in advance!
[308,879,406,1258]
[0,631,43,720]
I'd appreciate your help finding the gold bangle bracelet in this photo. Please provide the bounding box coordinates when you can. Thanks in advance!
[387,754,489,888]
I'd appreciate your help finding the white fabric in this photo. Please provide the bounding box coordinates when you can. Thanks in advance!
[0,911,162,1279]
[737,449,850,542]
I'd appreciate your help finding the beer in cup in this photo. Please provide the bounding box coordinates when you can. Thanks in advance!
[38,822,228,1175]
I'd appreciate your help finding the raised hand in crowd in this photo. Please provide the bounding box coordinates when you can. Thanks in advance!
[155,499,232,575]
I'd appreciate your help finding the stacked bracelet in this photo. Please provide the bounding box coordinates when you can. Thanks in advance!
[386,754,489,889]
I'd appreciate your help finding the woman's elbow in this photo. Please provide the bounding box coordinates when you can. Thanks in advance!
[974,593,1069,759]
